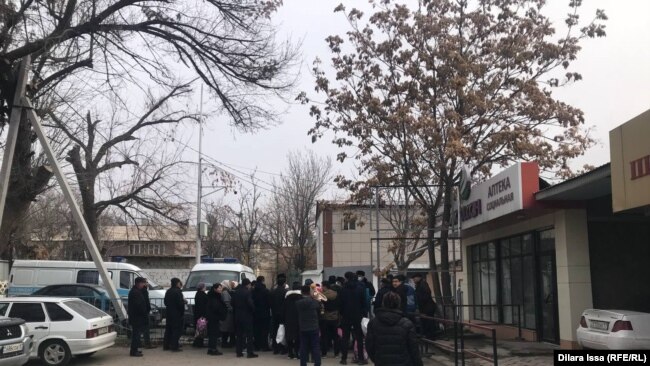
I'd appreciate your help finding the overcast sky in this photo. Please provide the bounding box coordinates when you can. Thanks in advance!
[192,0,650,202]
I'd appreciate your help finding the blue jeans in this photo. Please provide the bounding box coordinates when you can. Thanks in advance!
[300,330,321,366]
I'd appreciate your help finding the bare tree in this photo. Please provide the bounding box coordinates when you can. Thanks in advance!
[265,150,332,272]
[45,84,195,253]
[0,0,298,258]
[230,176,265,266]
[203,200,240,259]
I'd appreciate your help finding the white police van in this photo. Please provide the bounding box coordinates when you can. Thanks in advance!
[7,260,165,301]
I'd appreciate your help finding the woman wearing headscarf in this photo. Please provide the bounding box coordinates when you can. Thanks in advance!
[220,280,236,348]
[206,283,227,355]
[192,282,208,347]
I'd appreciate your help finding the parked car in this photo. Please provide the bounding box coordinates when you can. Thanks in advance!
[0,297,116,366]
[0,316,32,366]
[31,284,162,326]
[577,309,650,350]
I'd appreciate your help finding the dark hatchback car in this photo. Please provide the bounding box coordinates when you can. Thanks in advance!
[31,284,161,326]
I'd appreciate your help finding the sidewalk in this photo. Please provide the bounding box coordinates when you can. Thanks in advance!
[422,336,555,366]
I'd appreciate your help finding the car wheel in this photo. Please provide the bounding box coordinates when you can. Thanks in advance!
[39,339,72,366]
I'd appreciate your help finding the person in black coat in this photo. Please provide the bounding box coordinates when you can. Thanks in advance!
[192,282,208,347]
[231,278,258,358]
[252,276,272,351]
[128,277,148,357]
[391,275,408,315]
[412,274,437,339]
[339,272,367,365]
[163,277,186,352]
[284,282,303,359]
[366,292,422,366]
[270,275,287,354]
[206,283,227,355]
[373,278,391,310]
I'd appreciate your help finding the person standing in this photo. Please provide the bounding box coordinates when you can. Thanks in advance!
[231,278,258,358]
[284,282,303,359]
[320,280,340,358]
[357,271,376,316]
[128,277,148,357]
[391,275,408,315]
[339,272,367,365]
[206,283,227,355]
[192,283,208,347]
[412,273,437,338]
[163,277,186,352]
[366,292,423,366]
[252,275,272,351]
[220,280,236,348]
[373,279,391,311]
[297,285,322,366]
[141,281,156,349]
[270,275,288,354]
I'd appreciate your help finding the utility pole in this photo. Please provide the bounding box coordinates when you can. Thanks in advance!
[196,85,204,265]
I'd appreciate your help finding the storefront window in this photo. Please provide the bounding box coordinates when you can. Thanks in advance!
[471,232,544,330]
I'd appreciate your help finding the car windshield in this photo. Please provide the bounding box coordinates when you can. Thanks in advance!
[63,299,109,319]
[183,270,239,290]
[138,272,163,290]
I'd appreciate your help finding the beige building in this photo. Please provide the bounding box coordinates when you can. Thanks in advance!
[315,201,462,285]
[458,110,650,348]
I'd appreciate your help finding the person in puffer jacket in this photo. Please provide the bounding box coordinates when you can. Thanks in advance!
[366,291,423,366]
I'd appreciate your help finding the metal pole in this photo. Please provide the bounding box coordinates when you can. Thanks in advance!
[375,186,380,275]
[0,57,29,229]
[518,304,522,340]
[196,85,203,265]
[453,187,461,296]
[24,102,126,321]
[492,328,498,366]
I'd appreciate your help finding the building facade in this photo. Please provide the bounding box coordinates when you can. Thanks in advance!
[458,108,650,349]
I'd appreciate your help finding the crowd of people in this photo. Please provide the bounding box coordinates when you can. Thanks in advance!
[127,270,438,366]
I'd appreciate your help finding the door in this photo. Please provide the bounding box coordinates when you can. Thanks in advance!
[8,302,50,349]
[538,253,559,343]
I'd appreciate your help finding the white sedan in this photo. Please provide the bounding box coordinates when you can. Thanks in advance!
[577,309,650,350]
[0,297,116,366]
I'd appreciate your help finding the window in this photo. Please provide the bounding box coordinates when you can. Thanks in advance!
[9,303,46,322]
[470,242,498,322]
[0,303,8,316]
[183,270,239,290]
[45,303,73,321]
[342,218,356,231]
[64,300,107,319]
[500,234,536,329]
[130,243,164,255]
[76,270,112,285]
[120,271,136,289]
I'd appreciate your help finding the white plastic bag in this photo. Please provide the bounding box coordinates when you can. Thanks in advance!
[361,317,370,336]
[276,324,287,345]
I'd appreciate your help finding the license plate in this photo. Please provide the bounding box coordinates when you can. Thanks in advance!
[3,343,23,354]
[590,320,609,331]
[98,327,108,335]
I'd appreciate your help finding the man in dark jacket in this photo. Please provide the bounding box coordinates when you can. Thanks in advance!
[192,282,208,347]
[128,277,148,357]
[373,278,391,311]
[366,292,422,366]
[206,283,227,356]
[357,271,376,315]
[297,285,322,366]
[339,272,367,365]
[412,274,437,338]
[252,276,272,351]
[391,275,408,315]
[320,280,340,358]
[284,282,303,359]
[270,275,288,354]
[231,278,258,358]
[328,275,342,294]
[163,277,186,352]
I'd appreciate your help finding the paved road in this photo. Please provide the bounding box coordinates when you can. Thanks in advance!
[24,345,551,366]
